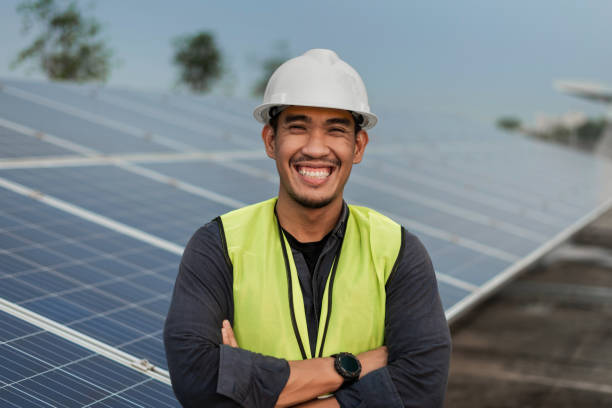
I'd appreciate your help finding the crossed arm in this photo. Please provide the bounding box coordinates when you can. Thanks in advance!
[164,223,451,407]
[221,320,389,407]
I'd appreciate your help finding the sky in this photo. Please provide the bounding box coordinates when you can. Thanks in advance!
[1,0,611,126]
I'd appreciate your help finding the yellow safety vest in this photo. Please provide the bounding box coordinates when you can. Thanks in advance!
[219,198,402,360]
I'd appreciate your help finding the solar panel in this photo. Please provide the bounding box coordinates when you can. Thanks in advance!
[0,124,76,159]
[1,165,234,246]
[2,79,259,151]
[1,78,611,406]
[86,86,261,149]
[0,84,175,154]
[0,310,179,407]
[140,160,278,205]
[0,188,179,370]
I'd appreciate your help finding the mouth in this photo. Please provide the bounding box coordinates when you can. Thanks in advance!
[294,164,335,185]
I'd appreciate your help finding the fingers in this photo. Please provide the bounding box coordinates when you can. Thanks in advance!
[221,319,239,348]
[226,321,238,348]
[221,322,230,345]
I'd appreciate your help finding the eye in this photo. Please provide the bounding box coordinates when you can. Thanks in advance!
[289,125,306,132]
[329,127,348,135]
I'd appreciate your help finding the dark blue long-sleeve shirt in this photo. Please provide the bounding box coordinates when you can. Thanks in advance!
[164,203,451,407]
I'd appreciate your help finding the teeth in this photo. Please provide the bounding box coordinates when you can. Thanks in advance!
[298,167,330,178]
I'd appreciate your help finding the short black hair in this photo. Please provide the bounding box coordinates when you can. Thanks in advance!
[268,109,362,136]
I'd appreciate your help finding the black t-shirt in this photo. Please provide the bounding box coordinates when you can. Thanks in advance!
[282,228,332,275]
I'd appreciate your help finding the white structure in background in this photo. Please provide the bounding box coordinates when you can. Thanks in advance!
[555,80,612,158]
[522,111,589,149]
[555,81,612,112]
[532,111,588,134]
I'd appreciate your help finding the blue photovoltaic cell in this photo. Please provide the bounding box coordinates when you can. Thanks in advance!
[105,86,257,126]
[84,84,261,149]
[0,311,180,407]
[354,159,568,236]
[0,188,180,370]
[437,282,472,311]
[1,165,233,246]
[0,85,172,155]
[1,79,260,152]
[0,125,77,158]
[345,181,541,256]
[368,143,601,220]
[142,160,278,205]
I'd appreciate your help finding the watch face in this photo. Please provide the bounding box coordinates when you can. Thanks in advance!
[339,354,360,374]
[334,352,361,381]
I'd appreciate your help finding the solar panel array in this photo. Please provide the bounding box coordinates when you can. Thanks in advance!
[1,77,612,407]
[0,311,178,407]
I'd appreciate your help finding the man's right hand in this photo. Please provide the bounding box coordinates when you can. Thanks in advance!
[357,345,388,378]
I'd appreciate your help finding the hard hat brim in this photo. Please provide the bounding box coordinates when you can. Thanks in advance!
[253,103,378,130]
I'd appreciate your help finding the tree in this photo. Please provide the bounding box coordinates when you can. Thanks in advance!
[576,117,608,149]
[172,31,223,93]
[252,41,290,97]
[496,116,522,131]
[12,0,113,82]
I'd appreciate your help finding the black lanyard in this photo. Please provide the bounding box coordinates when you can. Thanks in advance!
[276,214,344,359]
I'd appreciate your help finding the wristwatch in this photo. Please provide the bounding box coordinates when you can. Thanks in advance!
[331,352,361,385]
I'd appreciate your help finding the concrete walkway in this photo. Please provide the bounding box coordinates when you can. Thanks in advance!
[446,208,612,407]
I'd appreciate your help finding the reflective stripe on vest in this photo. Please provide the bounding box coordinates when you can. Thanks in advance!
[219,198,402,360]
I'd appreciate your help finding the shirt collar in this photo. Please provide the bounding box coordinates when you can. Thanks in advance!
[273,198,349,240]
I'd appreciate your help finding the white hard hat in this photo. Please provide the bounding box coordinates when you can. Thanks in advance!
[253,49,377,130]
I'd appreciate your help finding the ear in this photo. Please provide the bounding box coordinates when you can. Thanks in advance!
[261,124,276,159]
[352,130,369,164]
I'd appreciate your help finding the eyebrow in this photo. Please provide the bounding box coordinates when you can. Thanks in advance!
[283,114,311,124]
[283,115,352,127]
[325,118,352,127]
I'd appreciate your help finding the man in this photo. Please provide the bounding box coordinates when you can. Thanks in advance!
[164,49,451,407]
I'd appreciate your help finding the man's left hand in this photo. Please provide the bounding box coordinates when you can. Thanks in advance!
[221,319,239,348]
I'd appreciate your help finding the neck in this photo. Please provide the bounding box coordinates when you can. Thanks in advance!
[276,192,343,243]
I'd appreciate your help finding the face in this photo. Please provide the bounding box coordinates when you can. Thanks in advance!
[262,106,369,209]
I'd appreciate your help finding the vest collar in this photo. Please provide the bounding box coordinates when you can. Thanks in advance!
[273,199,350,241]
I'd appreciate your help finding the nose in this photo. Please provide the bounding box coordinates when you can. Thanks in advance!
[301,127,330,158]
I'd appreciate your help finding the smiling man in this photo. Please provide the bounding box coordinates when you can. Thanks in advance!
[164,49,451,408]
